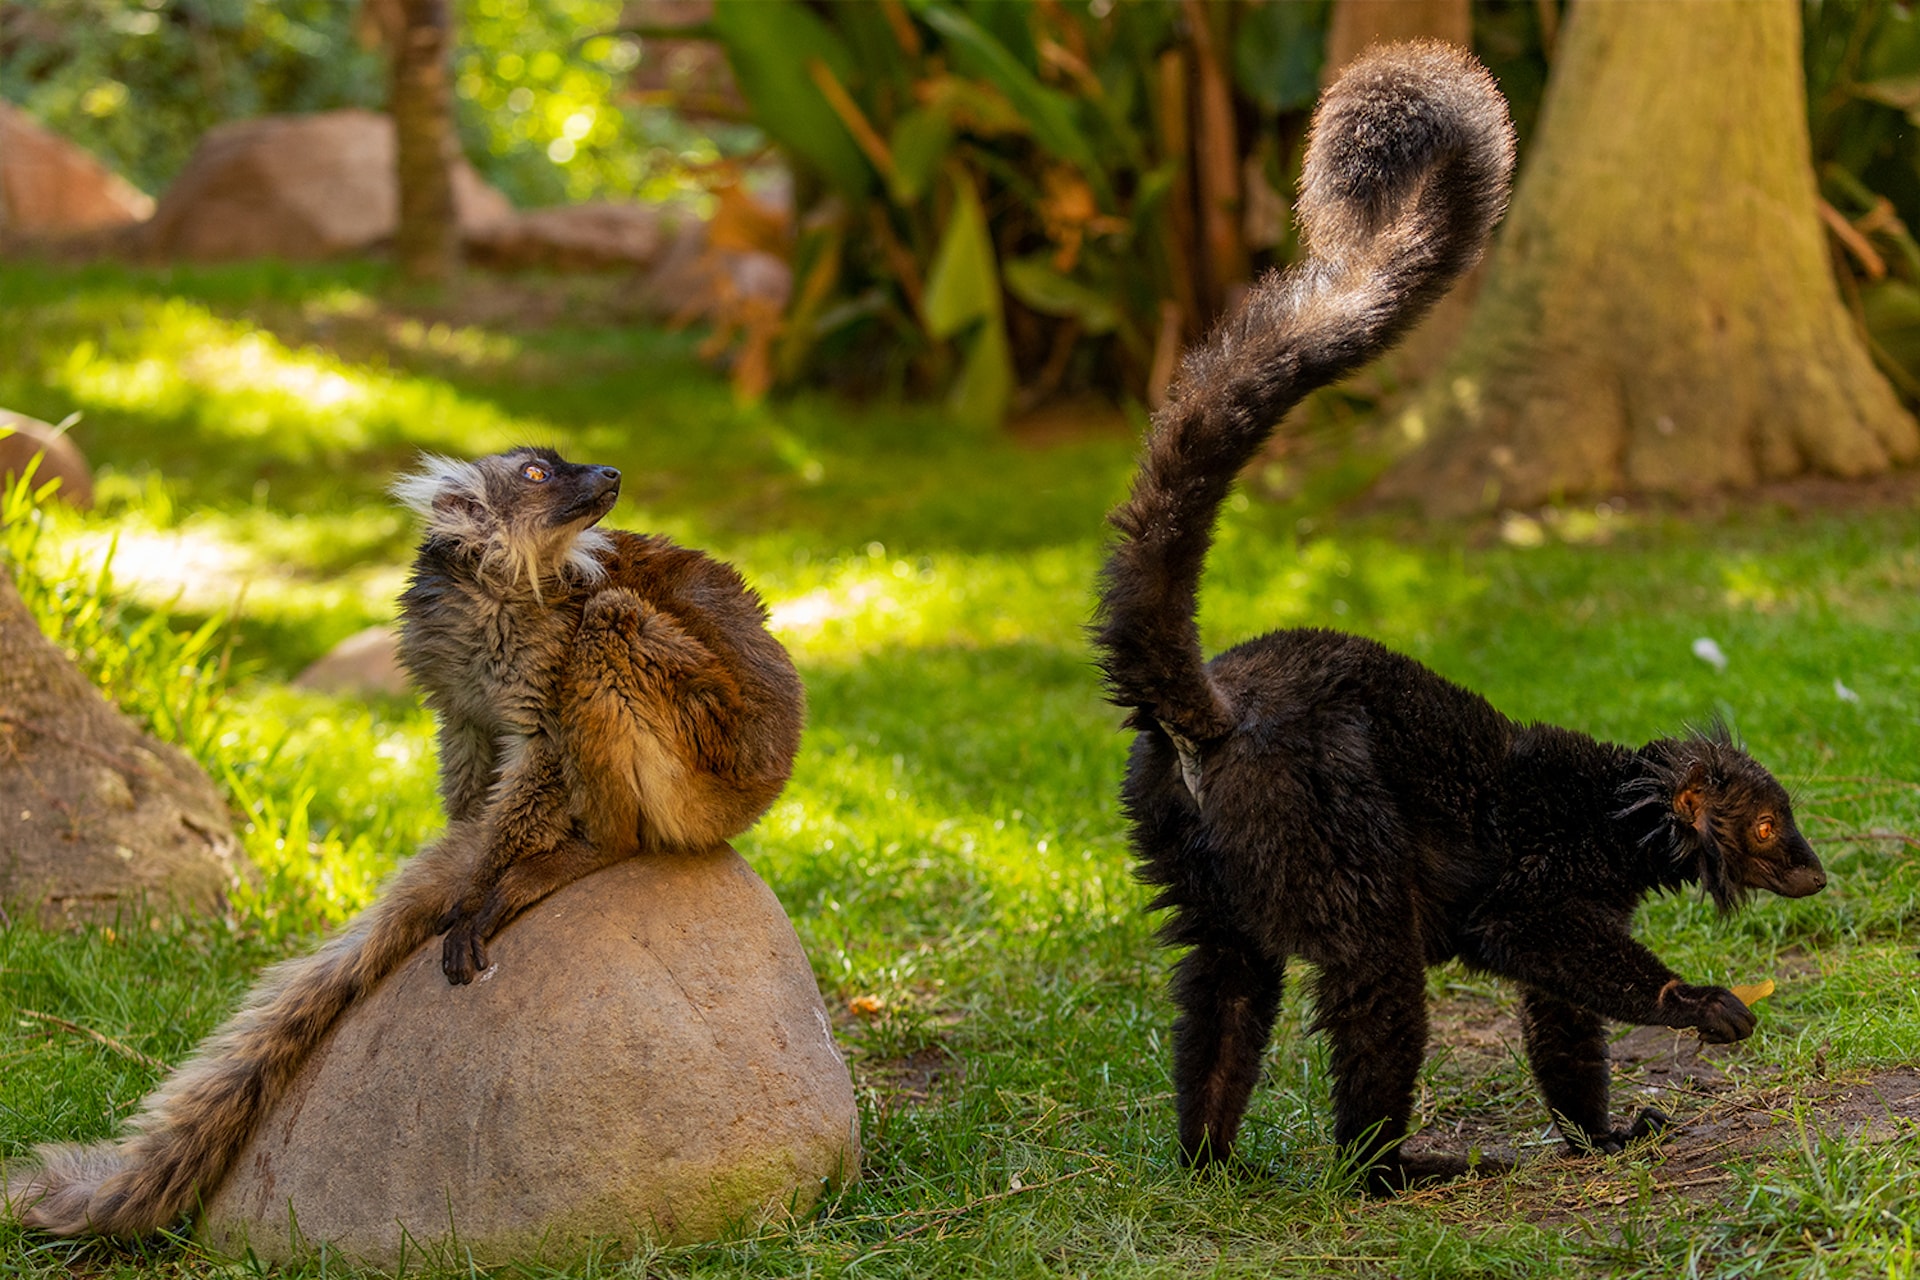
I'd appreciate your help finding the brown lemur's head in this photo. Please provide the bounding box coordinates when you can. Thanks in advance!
[394,447,621,598]
[1627,728,1827,910]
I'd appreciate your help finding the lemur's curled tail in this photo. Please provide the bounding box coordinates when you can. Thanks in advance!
[3,837,471,1237]
[1093,42,1514,741]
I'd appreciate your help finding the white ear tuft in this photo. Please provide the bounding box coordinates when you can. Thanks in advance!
[391,455,487,520]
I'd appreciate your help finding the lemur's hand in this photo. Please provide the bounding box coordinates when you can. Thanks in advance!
[437,902,490,985]
[1659,982,1756,1043]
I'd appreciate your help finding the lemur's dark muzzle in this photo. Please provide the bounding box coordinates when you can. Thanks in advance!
[554,465,622,525]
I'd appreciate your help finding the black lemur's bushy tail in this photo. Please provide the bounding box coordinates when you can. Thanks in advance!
[2,834,474,1237]
[1093,42,1515,741]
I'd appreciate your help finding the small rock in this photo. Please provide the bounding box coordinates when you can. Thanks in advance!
[290,625,410,699]
[467,201,676,272]
[199,849,859,1266]
[0,409,93,509]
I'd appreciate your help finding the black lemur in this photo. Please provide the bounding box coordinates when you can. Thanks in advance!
[6,449,803,1237]
[1091,42,1827,1192]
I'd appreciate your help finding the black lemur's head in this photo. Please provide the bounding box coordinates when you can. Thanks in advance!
[1629,729,1826,910]
[394,447,622,597]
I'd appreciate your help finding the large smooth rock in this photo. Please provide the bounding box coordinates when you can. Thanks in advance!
[199,849,859,1266]
[138,110,514,262]
[0,103,153,236]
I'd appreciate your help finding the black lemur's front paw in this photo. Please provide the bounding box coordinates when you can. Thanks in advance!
[1659,982,1756,1044]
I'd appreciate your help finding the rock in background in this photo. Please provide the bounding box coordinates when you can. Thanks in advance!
[136,109,514,262]
[289,625,409,700]
[199,848,860,1266]
[0,102,153,237]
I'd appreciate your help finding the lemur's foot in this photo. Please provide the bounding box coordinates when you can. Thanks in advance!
[1365,1148,1513,1195]
[1573,1107,1670,1156]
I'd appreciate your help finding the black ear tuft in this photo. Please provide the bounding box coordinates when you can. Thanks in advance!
[1638,734,1748,912]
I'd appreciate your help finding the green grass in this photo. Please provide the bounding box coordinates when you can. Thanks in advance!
[2,259,1919,1278]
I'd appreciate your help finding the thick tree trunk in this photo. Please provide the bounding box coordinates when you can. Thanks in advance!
[0,566,247,923]
[1376,0,1919,515]
[391,0,458,282]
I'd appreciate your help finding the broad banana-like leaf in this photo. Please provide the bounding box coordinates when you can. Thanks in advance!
[924,174,999,338]
[889,107,955,205]
[1004,257,1119,334]
[948,313,1013,429]
[713,0,872,196]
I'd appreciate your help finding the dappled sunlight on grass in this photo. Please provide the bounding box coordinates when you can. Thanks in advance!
[46,302,528,464]
[766,543,1097,663]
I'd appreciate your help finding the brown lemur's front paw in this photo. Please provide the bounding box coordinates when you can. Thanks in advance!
[1659,981,1756,1044]
[438,905,490,986]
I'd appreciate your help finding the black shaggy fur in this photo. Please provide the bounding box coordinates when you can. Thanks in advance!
[1092,43,1828,1192]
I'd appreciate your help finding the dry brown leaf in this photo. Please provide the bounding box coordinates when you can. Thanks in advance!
[1730,978,1776,1005]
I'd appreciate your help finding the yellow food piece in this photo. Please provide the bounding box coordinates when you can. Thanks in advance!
[1729,978,1776,1005]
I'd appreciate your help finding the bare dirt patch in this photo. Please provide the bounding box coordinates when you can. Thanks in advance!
[1389,987,1920,1223]
[859,1044,966,1112]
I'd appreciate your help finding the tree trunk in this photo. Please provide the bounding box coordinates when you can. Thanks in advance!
[391,0,458,282]
[0,566,247,923]
[1323,0,1471,81]
[1376,0,1919,515]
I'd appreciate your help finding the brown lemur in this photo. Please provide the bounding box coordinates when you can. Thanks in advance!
[1091,42,1827,1194]
[5,448,803,1237]
[392,448,804,984]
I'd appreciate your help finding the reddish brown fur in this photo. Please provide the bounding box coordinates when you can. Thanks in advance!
[4,449,803,1238]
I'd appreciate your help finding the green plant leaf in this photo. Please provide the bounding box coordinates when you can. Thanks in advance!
[919,4,1110,203]
[948,314,1013,429]
[712,0,872,195]
[889,107,955,205]
[1862,279,1920,384]
[1003,257,1118,334]
[924,175,1000,338]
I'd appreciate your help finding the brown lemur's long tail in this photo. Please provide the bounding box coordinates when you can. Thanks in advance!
[3,834,473,1237]
[1092,42,1515,741]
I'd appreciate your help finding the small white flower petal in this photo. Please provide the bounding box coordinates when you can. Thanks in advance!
[1691,637,1729,671]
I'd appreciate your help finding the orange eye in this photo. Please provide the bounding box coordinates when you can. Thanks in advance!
[521,463,549,483]
[1755,818,1775,842]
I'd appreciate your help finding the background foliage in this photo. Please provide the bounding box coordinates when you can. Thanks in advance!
[11,0,1920,414]
[0,0,754,209]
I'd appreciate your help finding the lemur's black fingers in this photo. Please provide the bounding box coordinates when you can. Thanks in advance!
[1694,988,1756,1043]
[441,922,487,985]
